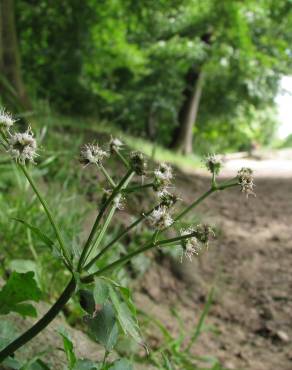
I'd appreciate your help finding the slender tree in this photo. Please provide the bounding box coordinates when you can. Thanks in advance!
[0,0,31,109]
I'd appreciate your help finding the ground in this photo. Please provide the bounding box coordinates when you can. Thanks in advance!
[2,149,292,370]
[135,149,292,369]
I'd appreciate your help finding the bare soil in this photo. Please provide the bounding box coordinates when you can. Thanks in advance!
[135,151,292,369]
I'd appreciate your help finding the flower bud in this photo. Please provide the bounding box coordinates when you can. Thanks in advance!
[109,137,123,153]
[204,154,222,175]
[159,190,179,208]
[130,151,147,175]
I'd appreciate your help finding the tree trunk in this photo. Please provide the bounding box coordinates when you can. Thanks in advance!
[0,0,31,110]
[172,70,204,154]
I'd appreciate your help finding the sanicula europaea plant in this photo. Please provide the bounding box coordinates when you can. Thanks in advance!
[0,110,255,366]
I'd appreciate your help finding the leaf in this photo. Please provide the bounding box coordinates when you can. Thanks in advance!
[108,286,141,344]
[73,359,101,370]
[93,278,109,305]
[161,353,175,370]
[2,357,22,369]
[22,358,51,370]
[8,259,42,289]
[0,271,42,317]
[85,303,118,351]
[12,218,55,250]
[0,320,19,351]
[58,328,76,369]
[187,287,214,350]
[9,259,37,274]
[79,289,95,315]
[109,359,133,370]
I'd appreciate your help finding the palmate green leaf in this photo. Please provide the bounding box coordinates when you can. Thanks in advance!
[58,328,77,369]
[85,303,118,351]
[12,218,55,250]
[108,286,141,344]
[0,271,42,317]
[109,359,133,370]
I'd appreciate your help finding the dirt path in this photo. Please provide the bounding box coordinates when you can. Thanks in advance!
[136,151,292,369]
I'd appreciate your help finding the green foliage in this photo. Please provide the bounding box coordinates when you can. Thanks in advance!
[0,271,42,317]
[14,0,292,152]
[85,303,119,352]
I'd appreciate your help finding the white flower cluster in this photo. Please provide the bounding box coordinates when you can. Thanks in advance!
[180,224,214,261]
[0,109,16,130]
[80,143,109,166]
[148,205,173,230]
[180,227,201,261]
[153,163,175,200]
[237,167,255,197]
[204,154,222,175]
[8,128,37,164]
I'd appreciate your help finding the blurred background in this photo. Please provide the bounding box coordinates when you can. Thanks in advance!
[1,0,291,155]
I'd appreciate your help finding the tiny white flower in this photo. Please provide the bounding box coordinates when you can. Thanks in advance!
[180,227,201,261]
[8,127,37,164]
[180,224,214,262]
[113,193,125,210]
[0,109,16,130]
[154,163,173,183]
[237,167,255,197]
[80,143,109,166]
[109,137,123,152]
[148,206,173,230]
[204,154,222,175]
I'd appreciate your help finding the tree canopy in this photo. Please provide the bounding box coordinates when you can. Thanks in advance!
[1,0,291,153]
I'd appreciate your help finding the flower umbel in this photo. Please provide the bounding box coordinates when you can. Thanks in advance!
[80,143,109,166]
[204,154,222,175]
[0,109,16,130]
[148,206,173,230]
[237,167,255,197]
[8,128,37,164]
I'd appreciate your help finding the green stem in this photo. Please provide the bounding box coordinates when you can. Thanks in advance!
[174,188,215,223]
[78,170,134,270]
[173,181,238,224]
[101,350,109,368]
[99,164,116,188]
[114,148,129,168]
[122,183,153,194]
[82,232,199,284]
[84,202,117,265]
[19,165,71,267]
[0,277,76,363]
[84,203,162,270]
